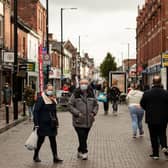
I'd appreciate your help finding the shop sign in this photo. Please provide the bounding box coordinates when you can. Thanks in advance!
[162,53,168,67]
[3,52,14,63]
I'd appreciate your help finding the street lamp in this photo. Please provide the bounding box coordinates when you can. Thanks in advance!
[60,7,77,88]
[127,43,130,73]
[13,0,18,120]
[125,27,137,81]
[77,35,88,78]
[46,0,50,84]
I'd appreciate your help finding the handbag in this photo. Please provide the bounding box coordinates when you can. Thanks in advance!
[97,92,107,102]
[24,128,38,150]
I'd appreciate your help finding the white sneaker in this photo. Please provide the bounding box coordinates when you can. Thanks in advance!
[162,147,168,156]
[77,152,83,158]
[81,153,88,160]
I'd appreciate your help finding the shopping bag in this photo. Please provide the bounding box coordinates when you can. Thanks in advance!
[24,129,38,151]
[97,93,107,102]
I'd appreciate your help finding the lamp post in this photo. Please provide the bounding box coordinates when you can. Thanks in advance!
[125,27,137,81]
[13,0,18,120]
[46,0,49,54]
[46,0,50,84]
[77,35,88,79]
[127,43,130,73]
[60,8,77,88]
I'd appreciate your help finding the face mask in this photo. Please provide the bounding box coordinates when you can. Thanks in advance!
[80,84,88,90]
[46,90,53,96]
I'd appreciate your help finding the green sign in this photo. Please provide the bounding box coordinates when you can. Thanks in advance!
[27,62,35,71]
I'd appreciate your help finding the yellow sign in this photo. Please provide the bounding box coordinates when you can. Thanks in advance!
[27,62,35,71]
[162,54,168,67]
[162,54,168,59]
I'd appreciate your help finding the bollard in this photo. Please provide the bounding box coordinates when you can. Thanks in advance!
[5,104,9,124]
[23,101,26,116]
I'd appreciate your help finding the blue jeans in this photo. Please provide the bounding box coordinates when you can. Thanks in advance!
[128,105,144,136]
[28,106,34,118]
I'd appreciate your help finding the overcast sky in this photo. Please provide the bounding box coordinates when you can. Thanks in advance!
[40,0,145,66]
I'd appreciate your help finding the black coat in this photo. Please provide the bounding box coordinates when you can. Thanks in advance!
[33,96,58,136]
[140,86,168,124]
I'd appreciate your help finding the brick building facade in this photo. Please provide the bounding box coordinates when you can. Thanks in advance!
[11,0,46,45]
[136,0,168,88]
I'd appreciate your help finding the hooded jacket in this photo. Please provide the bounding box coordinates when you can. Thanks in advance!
[126,89,143,106]
[68,87,98,128]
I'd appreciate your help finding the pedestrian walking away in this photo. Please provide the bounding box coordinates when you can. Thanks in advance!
[126,83,144,138]
[3,82,12,105]
[24,85,35,121]
[140,75,168,160]
[101,81,110,115]
[33,84,63,163]
[68,78,99,160]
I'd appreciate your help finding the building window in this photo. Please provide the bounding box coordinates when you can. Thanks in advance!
[0,16,3,48]
[23,37,26,57]
[0,20,2,37]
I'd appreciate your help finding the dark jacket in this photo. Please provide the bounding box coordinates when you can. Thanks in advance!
[108,86,121,101]
[140,86,168,124]
[3,87,12,105]
[33,93,58,136]
[24,86,35,106]
[68,87,99,128]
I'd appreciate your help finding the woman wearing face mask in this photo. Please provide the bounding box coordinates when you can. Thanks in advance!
[33,84,63,163]
[68,79,99,160]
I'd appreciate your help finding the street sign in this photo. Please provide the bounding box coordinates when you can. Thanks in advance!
[42,47,47,55]
[162,53,168,67]
[43,54,50,65]
[27,62,35,71]
[3,52,14,63]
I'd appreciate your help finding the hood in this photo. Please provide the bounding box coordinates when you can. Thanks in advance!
[128,90,143,97]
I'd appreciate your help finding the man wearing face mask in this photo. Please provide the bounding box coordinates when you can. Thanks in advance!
[68,78,99,160]
[33,84,63,163]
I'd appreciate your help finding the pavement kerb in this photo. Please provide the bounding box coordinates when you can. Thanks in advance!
[0,116,28,134]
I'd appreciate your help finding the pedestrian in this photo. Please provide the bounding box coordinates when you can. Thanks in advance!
[62,83,69,92]
[3,82,12,105]
[109,80,121,116]
[68,78,99,160]
[102,81,110,115]
[33,84,63,163]
[126,83,144,138]
[69,81,76,96]
[140,75,168,160]
[24,85,35,121]
[127,83,134,93]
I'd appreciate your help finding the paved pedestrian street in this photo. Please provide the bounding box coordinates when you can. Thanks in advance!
[0,103,168,168]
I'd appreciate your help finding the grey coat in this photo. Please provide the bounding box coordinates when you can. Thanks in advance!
[68,88,98,128]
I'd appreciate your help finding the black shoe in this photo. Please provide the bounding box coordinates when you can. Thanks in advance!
[53,157,63,163]
[33,156,41,162]
[149,154,159,160]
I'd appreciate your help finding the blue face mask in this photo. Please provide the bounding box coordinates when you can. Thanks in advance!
[80,84,88,91]
[46,90,53,96]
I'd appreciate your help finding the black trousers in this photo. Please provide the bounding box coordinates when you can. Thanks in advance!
[148,123,167,156]
[34,136,57,158]
[112,100,118,111]
[103,101,109,112]
[75,127,90,154]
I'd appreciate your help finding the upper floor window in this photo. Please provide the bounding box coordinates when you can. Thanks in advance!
[0,16,3,38]
[23,37,26,57]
